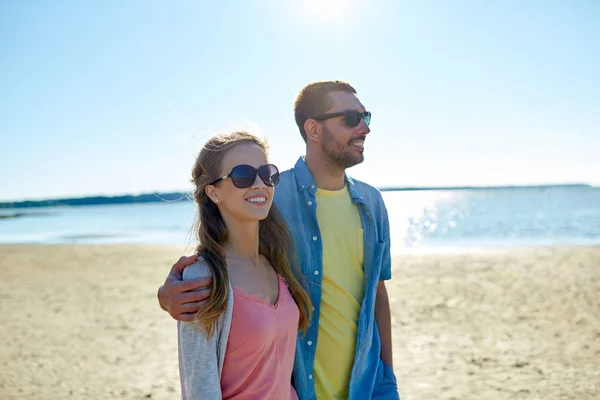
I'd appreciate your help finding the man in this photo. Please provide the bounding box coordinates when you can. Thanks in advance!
[158,81,399,399]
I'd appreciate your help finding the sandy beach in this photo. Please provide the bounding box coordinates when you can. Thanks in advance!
[0,244,598,399]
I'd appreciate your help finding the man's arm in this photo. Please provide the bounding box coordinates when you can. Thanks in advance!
[157,255,213,321]
[375,280,393,368]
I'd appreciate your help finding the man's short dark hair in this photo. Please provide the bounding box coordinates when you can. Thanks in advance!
[293,80,357,142]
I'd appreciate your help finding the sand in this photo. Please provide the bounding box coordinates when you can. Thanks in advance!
[0,245,598,399]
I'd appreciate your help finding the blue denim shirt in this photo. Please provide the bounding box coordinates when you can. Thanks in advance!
[274,157,400,400]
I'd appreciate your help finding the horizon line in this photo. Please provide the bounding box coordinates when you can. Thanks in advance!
[0,182,596,205]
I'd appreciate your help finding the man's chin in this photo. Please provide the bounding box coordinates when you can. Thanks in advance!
[344,154,364,169]
[325,151,364,170]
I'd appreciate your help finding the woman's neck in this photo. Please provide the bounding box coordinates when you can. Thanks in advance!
[223,220,261,263]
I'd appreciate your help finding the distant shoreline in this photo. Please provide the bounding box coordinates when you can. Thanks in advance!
[379,183,593,192]
[0,184,594,210]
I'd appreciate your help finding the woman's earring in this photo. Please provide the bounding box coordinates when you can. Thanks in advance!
[215,198,219,203]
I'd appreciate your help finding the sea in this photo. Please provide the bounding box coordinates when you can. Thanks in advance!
[1,186,599,254]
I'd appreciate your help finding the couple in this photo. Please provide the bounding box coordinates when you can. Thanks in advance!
[158,81,400,399]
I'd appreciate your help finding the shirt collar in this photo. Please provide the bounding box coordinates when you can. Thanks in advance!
[293,156,364,202]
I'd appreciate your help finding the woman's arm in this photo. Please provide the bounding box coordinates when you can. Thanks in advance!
[177,262,223,400]
[178,320,222,400]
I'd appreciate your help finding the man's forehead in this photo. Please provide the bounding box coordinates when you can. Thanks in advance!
[326,91,365,111]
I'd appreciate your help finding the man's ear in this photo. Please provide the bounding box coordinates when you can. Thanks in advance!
[304,119,321,144]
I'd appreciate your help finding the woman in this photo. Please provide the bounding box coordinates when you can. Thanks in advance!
[178,130,312,399]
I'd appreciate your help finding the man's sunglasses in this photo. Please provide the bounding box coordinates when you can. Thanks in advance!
[312,110,371,127]
[209,164,280,188]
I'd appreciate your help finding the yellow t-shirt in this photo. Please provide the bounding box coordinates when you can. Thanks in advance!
[314,186,364,400]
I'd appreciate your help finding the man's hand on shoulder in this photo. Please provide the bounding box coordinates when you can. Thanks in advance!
[157,255,212,322]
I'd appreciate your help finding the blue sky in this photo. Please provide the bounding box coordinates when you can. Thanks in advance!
[1,0,598,201]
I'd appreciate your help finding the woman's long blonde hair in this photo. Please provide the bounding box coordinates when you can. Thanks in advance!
[190,130,312,336]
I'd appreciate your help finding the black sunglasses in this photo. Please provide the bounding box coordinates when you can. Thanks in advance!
[312,110,371,127]
[209,164,280,188]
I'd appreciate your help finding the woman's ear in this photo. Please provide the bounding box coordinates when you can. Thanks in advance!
[205,185,220,204]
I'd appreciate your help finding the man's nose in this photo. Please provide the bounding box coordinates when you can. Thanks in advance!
[358,118,370,135]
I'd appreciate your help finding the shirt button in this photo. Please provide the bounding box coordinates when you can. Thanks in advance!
[311,185,315,189]
[308,341,313,345]
[314,271,319,276]
[308,374,313,380]
[312,236,318,241]
[307,201,313,206]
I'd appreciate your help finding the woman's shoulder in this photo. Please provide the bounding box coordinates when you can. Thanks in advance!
[181,257,233,301]
[182,257,212,281]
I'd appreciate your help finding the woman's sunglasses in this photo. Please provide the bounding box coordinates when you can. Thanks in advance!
[209,164,280,188]
[312,110,371,128]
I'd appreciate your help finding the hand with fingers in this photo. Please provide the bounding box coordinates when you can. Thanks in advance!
[157,255,213,322]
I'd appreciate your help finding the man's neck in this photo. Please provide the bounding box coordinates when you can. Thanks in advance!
[304,152,346,191]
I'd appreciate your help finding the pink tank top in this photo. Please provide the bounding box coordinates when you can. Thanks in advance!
[220,274,299,400]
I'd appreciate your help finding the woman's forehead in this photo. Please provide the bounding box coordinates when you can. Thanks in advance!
[220,142,267,171]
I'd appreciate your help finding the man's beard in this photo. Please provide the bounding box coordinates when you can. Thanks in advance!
[321,125,364,169]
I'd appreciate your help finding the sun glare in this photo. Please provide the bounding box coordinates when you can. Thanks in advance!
[291,0,360,26]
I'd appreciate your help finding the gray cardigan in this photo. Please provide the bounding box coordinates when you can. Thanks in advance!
[178,261,234,400]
